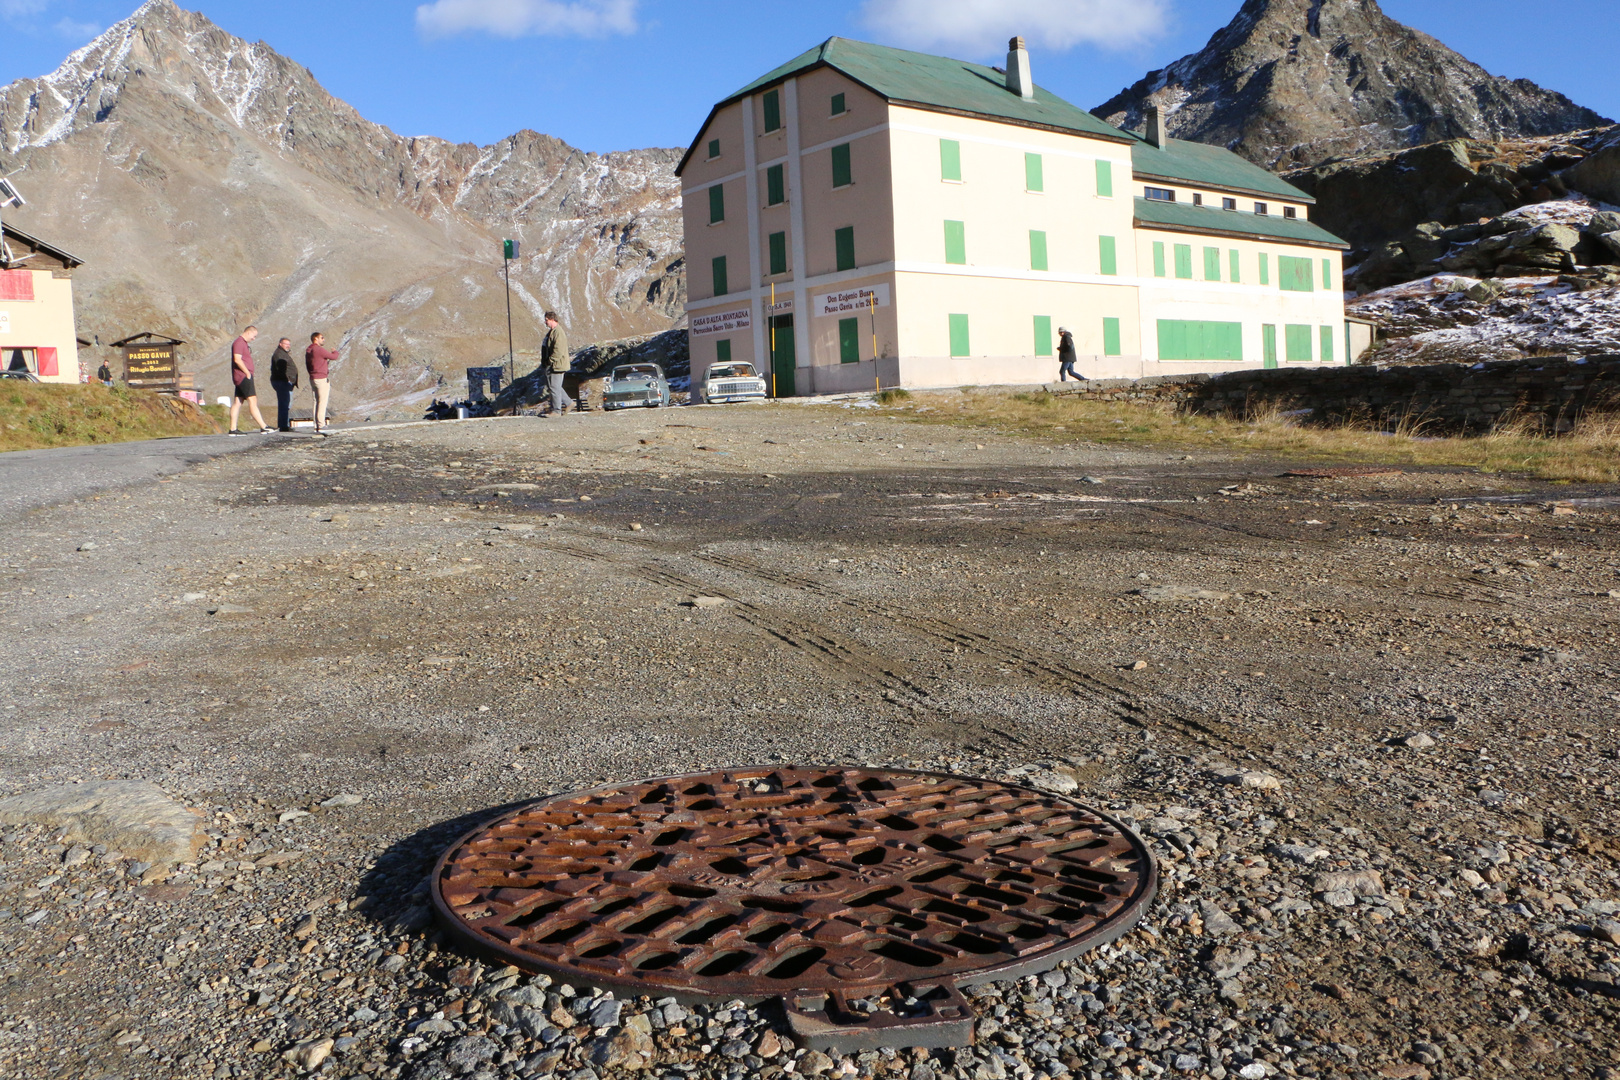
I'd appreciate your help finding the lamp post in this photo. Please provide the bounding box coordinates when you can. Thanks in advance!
[502,239,519,386]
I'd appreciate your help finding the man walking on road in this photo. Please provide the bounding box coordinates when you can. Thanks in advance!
[227,326,270,435]
[269,337,299,432]
[305,332,338,436]
[540,312,573,416]
[1057,326,1085,383]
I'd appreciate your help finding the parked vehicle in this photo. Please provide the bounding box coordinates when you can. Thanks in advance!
[604,363,670,410]
[703,362,768,404]
[0,370,40,382]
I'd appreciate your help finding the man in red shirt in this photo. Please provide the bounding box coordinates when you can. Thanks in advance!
[305,332,339,437]
[227,325,270,436]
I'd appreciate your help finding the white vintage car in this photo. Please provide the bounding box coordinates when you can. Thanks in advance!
[703,362,769,404]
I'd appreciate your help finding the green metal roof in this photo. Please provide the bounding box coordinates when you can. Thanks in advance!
[1131,137,1312,202]
[1133,197,1348,250]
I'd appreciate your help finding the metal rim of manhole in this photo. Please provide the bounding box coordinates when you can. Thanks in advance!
[430,766,1157,1050]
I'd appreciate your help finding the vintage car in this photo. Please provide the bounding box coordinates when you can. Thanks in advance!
[703,361,768,404]
[603,363,670,410]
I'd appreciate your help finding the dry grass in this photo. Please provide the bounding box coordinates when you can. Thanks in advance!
[0,382,219,453]
[872,389,1620,484]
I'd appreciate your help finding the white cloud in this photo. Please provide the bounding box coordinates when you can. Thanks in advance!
[861,0,1168,54]
[415,0,638,39]
[0,0,53,19]
[54,16,101,39]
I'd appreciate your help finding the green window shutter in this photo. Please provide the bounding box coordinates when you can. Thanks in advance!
[835,226,856,272]
[830,92,846,116]
[831,143,852,188]
[768,231,788,276]
[1099,236,1117,276]
[1095,160,1113,198]
[1153,242,1166,278]
[1286,324,1313,362]
[1159,321,1243,361]
[1320,325,1335,364]
[766,164,785,206]
[944,220,967,265]
[1262,325,1277,368]
[762,89,781,132]
[1259,252,1270,286]
[839,318,860,363]
[711,256,728,297]
[1174,244,1193,280]
[707,139,720,159]
[1103,317,1122,357]
[1204,247,1221,281]
[1029,230,1048,272]
[1033,315,1053,357]
[1229,249,1241,283]
[716,339,732,363]
[1322,258,1334,290]
[948,314,971,357]
[1279,256,1315,292]
[1025,153,1044,192]
[708,183,725,224]
[940,139,962,182]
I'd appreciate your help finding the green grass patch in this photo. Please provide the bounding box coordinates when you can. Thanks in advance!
[0,383,220,453]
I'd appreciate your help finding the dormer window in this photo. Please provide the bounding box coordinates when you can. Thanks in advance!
[1222,197,1237,211]
[1284,206,1298,219]
[1254,202,1269,216]
[1192,193,1204,207]
[1145,187,1175,202]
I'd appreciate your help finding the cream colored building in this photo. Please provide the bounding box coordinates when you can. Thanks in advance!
[678,37,1355,397]
[0,222,84,383]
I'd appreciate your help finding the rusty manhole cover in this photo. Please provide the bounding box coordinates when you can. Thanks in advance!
[1281,466,1404,478]
[431,767,1156,1049]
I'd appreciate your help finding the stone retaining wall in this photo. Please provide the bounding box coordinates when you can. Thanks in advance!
[1046,357,1620,433]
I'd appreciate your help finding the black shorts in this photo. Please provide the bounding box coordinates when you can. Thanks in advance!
[235,377,257,400]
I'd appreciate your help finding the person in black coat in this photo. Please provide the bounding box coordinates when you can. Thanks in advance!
[269,338,299,432]
[1057,327,1085,383]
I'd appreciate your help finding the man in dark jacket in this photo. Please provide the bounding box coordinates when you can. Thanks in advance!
[269,338,298,432]
[540,312,573,416]
[1057,326,1085,383]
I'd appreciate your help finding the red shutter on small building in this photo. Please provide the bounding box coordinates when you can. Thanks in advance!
[0,270,34,301]
[37,347,58,377]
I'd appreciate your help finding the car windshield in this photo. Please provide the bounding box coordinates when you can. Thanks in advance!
[613,364,661,381]
[709,363,757,380]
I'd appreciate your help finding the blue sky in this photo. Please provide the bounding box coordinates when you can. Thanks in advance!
[2,0,1616,155]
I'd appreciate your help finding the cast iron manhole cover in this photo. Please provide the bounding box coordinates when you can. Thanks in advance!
[431,767,1156,1049]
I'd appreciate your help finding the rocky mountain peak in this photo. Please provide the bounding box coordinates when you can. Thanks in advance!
[1094,0,1611,169]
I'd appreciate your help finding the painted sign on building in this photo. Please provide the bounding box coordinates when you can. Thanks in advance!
[691,307,752,338]
[0,311,9,335]
[814,284,891,318]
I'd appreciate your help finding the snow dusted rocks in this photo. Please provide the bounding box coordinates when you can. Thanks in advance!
[0,780,202,864]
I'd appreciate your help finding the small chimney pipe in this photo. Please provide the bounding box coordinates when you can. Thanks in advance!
[1145,105,1169,148]
[1006,36,1034,100]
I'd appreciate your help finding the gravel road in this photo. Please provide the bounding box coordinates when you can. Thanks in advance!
[2,402,1618,1080]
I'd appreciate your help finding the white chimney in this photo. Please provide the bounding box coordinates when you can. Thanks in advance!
[1145,105,1169,148]
[1006,36,1034,100]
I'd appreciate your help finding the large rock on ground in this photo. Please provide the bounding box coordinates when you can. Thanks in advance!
[0,780,203,864]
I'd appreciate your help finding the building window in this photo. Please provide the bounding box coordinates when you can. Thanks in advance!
[0,270,34,301]
[1285,324,1314,362]
[1153,241,1166,278]
[707,139,720,159]
[940,139,962,182]
[768,231,788,276]
[1095,160,1113,198]
[831,92,847,116]
[766,164,785,206]
[1103,317,1122,357]
[1222,197,1237,211]
[712,256,729,297]
[762,89,782,133]
[1025,153,1044,193]
[1099,236,1118,276]
[1174,244,1193,280]
[716,339,732,363]
[1259,252,1270,286]
[835,226,856,272]
[1254,202,1269,215]
[1029,230,1048,272]
[944,220,967,265]
[1145,187,1175,202]
[831,143,853,188]
[1192,193,1204,207]
[948,314,971,358]
[1284,206,1298,219]
[1229,249,1241,283]
[1263,324,1277,367]
[1320,325,1335,364]
[1279,255,1315,292]
[708,183,725,224]
[839,317,860,363]
[1204,246,1221,281]
[1322,258,1334,290]
[1159,320,1243,361]
[1033,315,1053,357]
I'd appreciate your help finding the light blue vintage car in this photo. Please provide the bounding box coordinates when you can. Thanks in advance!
[603,363,671,410]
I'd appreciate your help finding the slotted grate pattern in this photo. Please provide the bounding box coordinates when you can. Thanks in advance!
[431,768,1155,1001]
